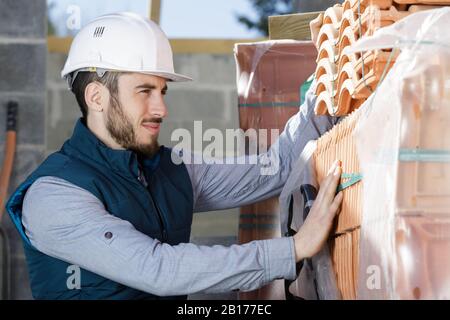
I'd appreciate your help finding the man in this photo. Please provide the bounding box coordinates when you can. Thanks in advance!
[6,12,342,299]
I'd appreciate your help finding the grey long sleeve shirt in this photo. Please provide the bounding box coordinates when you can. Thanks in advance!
[22,81,337,296]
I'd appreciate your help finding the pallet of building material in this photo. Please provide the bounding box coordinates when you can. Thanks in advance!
[312,0,438,117]
[354,12,450,298]
[234,40,317,300]
[313,107,364,299]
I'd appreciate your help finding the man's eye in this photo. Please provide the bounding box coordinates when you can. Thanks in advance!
[162,90,167,95]
[140,89,151,94]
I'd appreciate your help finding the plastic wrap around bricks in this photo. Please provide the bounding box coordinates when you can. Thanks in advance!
[234,40,317,300]
[394,58,450,299]
[314,57,450,299]
[313,0,444,116]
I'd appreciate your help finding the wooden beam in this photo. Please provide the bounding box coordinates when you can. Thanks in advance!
[269,11,322,41]
[48,36,72,53]
[48,36,267,55]
[169,38,266,54]
[150,0,161,24]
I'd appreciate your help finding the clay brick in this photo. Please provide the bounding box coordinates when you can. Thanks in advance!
[235,40,317,300]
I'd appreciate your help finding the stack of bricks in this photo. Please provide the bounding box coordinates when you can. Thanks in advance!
[391,54,450,299]
[313,0,449,116]
[312,0,450,299]
[313,108,363,299]
[234,41,317,299]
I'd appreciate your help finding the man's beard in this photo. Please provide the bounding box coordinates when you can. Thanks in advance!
[105,96,160,158]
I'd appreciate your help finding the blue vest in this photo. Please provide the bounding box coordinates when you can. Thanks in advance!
[6,119,194,299]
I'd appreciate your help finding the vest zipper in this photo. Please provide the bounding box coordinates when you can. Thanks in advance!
[137,167,168,243]
[147,186,168,243]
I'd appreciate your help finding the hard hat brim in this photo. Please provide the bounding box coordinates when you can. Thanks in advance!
[62,66,192,83]
[141,71,193,82]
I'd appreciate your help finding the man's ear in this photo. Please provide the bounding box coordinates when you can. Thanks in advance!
[85,82,105,113]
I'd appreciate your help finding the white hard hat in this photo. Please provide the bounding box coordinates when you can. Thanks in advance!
[61,12,192,87]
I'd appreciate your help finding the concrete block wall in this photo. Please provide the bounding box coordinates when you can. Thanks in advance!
[0,0,47,299]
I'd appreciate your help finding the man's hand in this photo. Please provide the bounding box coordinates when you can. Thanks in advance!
[293,160,343,262]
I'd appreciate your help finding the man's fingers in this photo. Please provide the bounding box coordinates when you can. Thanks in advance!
[322,163,342,204]
[318,160,340,198]
[318,160,341,198]
[327,160,340,175]
[329,191,343,216]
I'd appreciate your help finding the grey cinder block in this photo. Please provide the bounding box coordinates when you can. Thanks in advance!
[0,44,46,93]
[0,0,46,38]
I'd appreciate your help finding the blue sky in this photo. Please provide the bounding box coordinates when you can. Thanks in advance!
[47,0,261,38]
[160,0,260,38]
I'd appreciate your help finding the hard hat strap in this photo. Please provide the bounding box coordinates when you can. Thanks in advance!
[67,67,108,90]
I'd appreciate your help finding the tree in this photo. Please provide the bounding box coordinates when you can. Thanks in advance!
[236,0,295,36]
[237,0,341,36]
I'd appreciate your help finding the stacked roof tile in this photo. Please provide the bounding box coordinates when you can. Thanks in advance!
[313,0,447,116]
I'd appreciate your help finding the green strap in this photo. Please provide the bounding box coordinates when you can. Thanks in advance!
[399,149,450,162]
[300,74,314,105]
[336,173,363,193]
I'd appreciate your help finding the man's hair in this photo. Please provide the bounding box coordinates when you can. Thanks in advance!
[71,71,121,119]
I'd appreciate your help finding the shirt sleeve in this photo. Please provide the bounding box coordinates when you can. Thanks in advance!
[22,176,297,296]
[182,80,338,212]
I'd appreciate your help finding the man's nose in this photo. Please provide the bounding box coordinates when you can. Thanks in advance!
[149,95,168,119]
